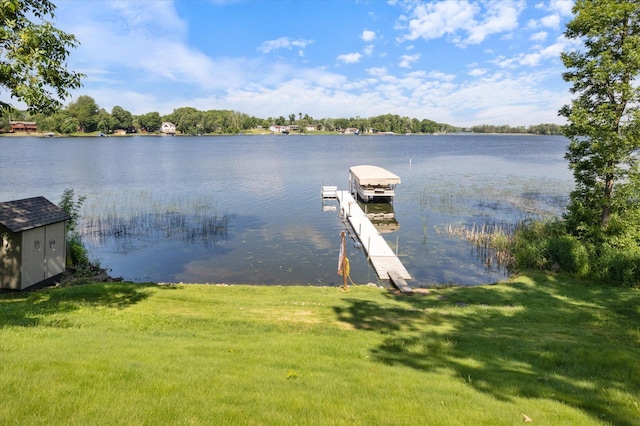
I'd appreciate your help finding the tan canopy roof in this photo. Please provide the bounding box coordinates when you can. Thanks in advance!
[349,165,401,186]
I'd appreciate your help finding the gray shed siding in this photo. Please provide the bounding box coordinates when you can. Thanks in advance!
[0,197,69,290]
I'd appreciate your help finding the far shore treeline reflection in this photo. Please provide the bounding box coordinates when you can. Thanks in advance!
[0,95,564,136]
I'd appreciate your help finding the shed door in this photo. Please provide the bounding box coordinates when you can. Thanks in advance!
[21,227,46,289]
[45,222,66,278]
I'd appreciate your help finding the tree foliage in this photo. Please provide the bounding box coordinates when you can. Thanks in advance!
[560,0,640,246]
[66,95,98,132]
[0,0,83,114]
[111,105,133,130]
[162,107,255,134]
[137,111,161,132]
[315,114,454,134]
[470,123,564,135]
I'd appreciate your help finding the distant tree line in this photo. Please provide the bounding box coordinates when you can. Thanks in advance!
[469,123,564,135]
[1,94,562,136]
[0,96,262,135]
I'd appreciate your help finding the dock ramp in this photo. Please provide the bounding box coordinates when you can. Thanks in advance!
[336,191,412,282]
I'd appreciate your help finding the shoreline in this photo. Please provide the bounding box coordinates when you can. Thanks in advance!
[0,130,562,137]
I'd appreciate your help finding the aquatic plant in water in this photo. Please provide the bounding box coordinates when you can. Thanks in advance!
[80,192,231,253]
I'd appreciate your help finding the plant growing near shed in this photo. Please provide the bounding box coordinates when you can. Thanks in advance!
[58,188,88,268]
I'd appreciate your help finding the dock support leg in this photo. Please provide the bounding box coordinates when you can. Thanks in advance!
[341,231,348,291]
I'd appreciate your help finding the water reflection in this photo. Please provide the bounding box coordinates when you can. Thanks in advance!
[358,200,399,233]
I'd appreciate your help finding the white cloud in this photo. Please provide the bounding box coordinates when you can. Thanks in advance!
[530,0,572,28]
[364,44,375,56]
[440,69,570,126]
[367,67,388,77]
[361,29,377,42]
[530,31,548,42]
[468,68,487,77]
[398,0,524,46]
[465,1,523,45]
[540,14,561,29]
[493,34,577,68]
[427,71,456,81]
[258,37,313,53]
[106,0,187,37]
[547,0,574,16]
[399,0,478,42]
[337,52,363,64]
[73,20,249,91]
[399,54,420,68]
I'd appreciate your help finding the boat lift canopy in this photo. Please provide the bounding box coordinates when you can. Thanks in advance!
[349,165,401,187]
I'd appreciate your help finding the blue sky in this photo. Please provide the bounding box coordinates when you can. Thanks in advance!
[53,0,577,127]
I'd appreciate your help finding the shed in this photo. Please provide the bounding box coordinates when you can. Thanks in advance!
[0,197,70,290]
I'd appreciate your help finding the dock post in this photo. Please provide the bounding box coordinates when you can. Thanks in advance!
[340,231,348,291]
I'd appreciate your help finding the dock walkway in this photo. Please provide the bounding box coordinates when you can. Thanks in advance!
[336,191,412,282]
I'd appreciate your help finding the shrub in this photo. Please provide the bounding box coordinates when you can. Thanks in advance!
[59,189,89,269]
[511,216,640,288]
[511,220,559,271]
[547,235,590,277]
[595,246,640,288]
[67,233,89,268]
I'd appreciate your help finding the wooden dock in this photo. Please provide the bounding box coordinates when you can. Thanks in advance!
[336,191,412,283]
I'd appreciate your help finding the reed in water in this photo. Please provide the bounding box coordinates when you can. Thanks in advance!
[80,193,230,252]
[436,221,517,270]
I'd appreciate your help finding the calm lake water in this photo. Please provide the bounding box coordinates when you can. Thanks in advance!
[0,134,573,287]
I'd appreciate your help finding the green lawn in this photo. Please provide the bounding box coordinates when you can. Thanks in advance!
[1,273,638,425]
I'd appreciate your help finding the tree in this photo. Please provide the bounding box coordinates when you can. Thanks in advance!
[166,107,201,134]
[39,109,70,133]
[60,116,79,134]
[560,0,640,244]
[66,95,99,132]
[111,105,133,130]
[96,108,115,133]
[138,111,161,132]
[0,0,83,114]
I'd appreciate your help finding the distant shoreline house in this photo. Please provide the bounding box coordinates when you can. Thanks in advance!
[9,121,38,133]
[161,122,176,135]
[269,125,290,134]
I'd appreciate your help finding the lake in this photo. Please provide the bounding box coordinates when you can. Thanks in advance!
[0,134,573,287]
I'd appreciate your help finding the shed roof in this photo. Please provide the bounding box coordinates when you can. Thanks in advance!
[0,197,70,233]
[349,165,401,186]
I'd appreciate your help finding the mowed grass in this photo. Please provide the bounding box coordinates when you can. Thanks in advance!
[1,273,638,425]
